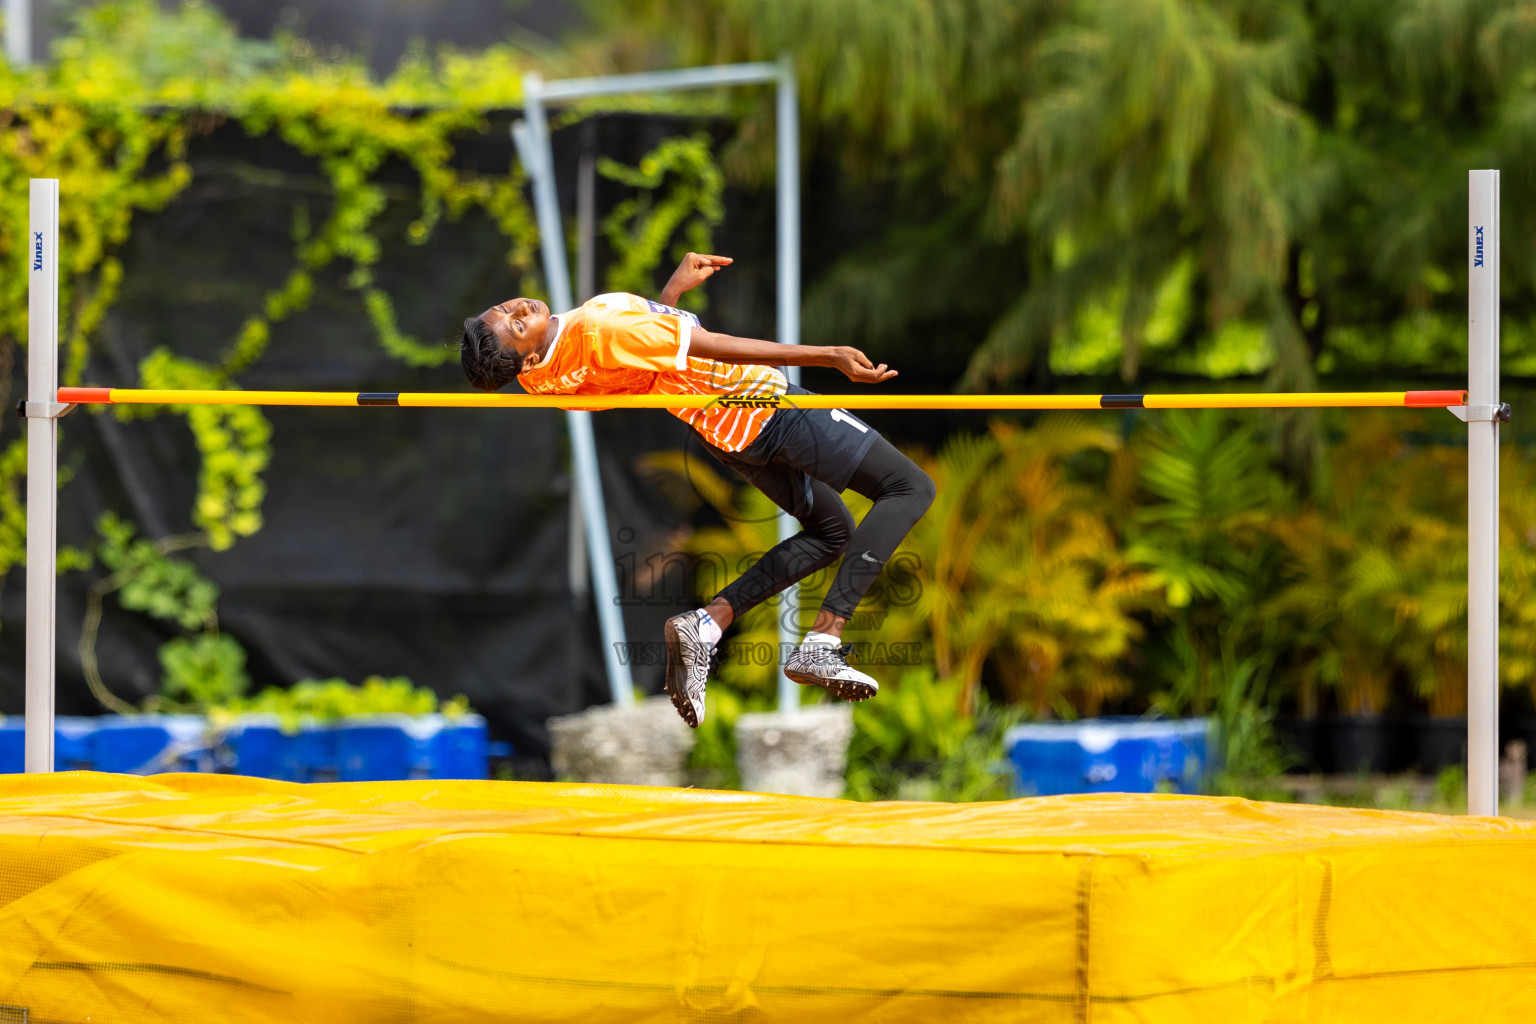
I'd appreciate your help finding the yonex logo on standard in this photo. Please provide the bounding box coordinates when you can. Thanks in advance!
[1475,225,1485,268]
[31,232,42,272]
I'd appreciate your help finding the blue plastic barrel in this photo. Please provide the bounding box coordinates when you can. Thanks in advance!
[92,716,210,774]
[292,724,339,781]
[55,717,97,771]
[431,716,489,779]
[1005,717,1211,796]
[225,715,302,781]
[91,719,171,774]
[0,713,494,780]
[0,720,21,773]
[0,716,101,773]
[336,715,438,782]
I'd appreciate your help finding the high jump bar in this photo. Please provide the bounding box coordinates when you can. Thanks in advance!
[53,387,1471,411]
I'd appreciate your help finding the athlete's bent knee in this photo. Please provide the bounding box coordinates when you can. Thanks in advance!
[910,467,936,513]
[818,501,855,556]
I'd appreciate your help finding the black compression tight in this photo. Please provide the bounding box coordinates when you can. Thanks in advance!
[713,436,935,622]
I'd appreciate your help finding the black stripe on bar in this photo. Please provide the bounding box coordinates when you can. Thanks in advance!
[1100,395,1145,409]
[357,393,400,406]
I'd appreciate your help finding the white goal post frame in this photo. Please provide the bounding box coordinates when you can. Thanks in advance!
[512,58,804,712]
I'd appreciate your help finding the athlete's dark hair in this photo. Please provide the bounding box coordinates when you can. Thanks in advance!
[460,315,523,392]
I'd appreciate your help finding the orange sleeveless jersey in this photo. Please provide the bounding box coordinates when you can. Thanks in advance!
[516,292,788,452]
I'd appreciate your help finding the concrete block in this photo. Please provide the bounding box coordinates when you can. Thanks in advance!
[735,703,854,798]
[547,696,693,787]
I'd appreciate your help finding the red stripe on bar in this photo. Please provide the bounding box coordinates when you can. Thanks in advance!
[1405,390,1469,407]
[58,387,113,404]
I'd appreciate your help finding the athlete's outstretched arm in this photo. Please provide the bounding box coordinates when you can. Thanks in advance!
[690,329,898,383]
[660,251,896,383]
[660,252,732,306]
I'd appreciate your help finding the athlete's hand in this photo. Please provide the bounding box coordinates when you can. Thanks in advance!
[827,346,898,383]
[659,253,733,305]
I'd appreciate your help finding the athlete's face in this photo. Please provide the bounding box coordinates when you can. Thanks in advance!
[480,297,551,364]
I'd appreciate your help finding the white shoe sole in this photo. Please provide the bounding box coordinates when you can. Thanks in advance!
[783,665,878,702]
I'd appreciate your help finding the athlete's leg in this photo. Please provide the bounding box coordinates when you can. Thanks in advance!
[664,458,853,728]
[708,473,854,625]
[781,437,934,702]
[813,436,935,635]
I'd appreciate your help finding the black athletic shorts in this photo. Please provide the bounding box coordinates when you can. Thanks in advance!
[699,384,880,519]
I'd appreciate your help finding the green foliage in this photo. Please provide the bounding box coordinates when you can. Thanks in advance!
[1434,765,1468,810]
[849,669,974,764]
[81,513,240,714]
[845,669,1025,802]
[599,133,725,310]
[645,412,1526,797]
[616,0,1536,391]
[989,0,1314,386]
[0,0,715,438]
[217,676,469,732]
[645,417,1159,720]
[159,632,249,706]
[0,441,27,584]
[0,3,721,695]
[0,0,548,583]
[1128,410,1292,728]
[1158,633,1291,793]
[124,350,272,550]
[95,512,218,630]
[0,82,191,388]
[1264,415,1468,716]
[1498,449,1536,708]
[54,0,285,100]
[234,84,534,369]
[1131,410,1287,612]
[891,417,1159,717]
[618,0,1033,176]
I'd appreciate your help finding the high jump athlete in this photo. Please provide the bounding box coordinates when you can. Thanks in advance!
[460,253,934,727]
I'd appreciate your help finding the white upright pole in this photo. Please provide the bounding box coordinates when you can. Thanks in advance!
[1467,169,1501,815]
[519,74,635,707]
[569,129,596,607]
[24,178,58,773]
[775,54,803,714]
[775,56,801,383]
[4,0,30,67]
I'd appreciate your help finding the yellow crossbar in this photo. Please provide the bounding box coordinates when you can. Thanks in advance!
[56,388,1469,411]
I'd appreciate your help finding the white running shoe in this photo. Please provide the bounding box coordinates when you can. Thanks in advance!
[663,611,717,727]
[783,640,880,702]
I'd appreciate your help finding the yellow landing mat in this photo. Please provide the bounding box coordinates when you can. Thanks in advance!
[2,773,1535,1023]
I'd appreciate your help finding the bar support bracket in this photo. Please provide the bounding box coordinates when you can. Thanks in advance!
[1449,403,1511,423]
[16,401,74,420]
